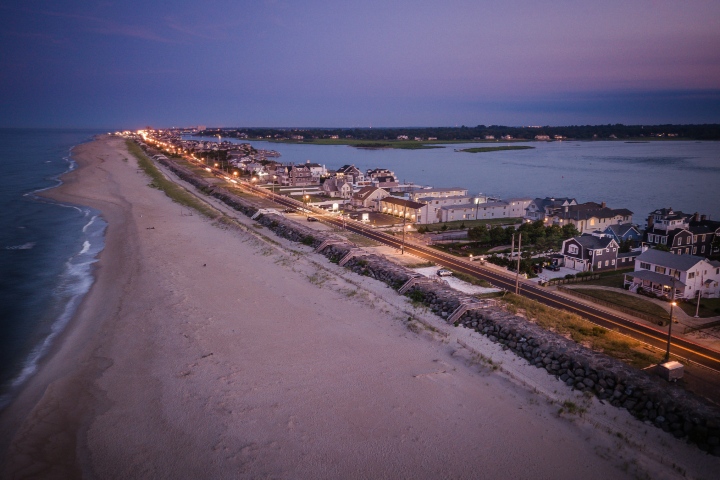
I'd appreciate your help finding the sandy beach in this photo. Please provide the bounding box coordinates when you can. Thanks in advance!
[1,135,718,479]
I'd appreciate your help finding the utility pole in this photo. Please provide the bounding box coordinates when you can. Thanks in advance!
[515,233,522,294]
[695,282,702,318]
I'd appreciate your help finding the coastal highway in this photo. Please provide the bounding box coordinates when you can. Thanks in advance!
[199,163,720,373]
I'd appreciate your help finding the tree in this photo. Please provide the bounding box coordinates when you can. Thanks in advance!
[619,238,633,253]
[468,226,490,244]
[488,225,506,246]
[562,224,580,239]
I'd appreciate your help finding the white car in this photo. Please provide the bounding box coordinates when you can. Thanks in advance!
[437,269,452,277]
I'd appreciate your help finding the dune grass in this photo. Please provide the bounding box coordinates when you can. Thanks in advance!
[125,140,219,218]
[503,294,662,368]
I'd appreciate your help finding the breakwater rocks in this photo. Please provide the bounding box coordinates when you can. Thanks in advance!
[156,154,720,455]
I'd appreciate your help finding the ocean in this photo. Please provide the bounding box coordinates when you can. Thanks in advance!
[0,128,107,409]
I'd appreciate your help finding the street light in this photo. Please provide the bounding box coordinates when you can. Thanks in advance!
[664,278,677,363]
[272,175,277,195]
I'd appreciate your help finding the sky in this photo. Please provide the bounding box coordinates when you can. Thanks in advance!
[1,0,719,128]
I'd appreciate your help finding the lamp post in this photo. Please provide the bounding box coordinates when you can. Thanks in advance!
[664,279,677,363]
[272,175,277,195]
[401,205,408,254]
[515,233,522,294]
[695,278,702,318]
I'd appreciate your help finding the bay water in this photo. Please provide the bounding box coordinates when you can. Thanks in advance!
[192,136,720,222]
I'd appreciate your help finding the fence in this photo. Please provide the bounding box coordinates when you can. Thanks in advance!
[557,286,667,326]
[547,274,600,286]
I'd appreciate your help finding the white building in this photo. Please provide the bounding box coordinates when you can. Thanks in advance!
[624,249,720,299]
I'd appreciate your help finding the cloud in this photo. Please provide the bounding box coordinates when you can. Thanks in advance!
[4,5,177,44]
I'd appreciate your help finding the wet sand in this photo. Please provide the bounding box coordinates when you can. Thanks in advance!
[1,136,717,479]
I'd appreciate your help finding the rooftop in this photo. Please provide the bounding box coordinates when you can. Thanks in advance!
[636,249,708,271]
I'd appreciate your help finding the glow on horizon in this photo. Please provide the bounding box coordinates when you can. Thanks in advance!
[1,0,719,128]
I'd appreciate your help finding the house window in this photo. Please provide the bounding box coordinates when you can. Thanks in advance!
[700,234,705,242]
[605,260,609,266]
[597,261,602,269]
[693,247,697,254]
[688,272,695,279]
[568,244,578,255]
[640,262,650,270]
[605,248,609,253]
[702,246,705,253]
[654,266,666,274]
[661,237,666,244]
[612,260,616,265]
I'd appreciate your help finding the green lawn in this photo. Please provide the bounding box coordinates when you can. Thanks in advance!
[574,288,669,320]
[678,298,720,318]
[459,146,535,153]
[581,274,626,288]
[421,217,522,232]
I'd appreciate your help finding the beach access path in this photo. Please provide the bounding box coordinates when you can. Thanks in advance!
[2,136,718,478]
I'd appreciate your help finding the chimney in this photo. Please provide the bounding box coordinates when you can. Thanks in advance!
[692,212,699,222]
[601,201,606,208]
[701,214,707,221]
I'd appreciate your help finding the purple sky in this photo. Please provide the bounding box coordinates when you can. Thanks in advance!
[2,0,719,128]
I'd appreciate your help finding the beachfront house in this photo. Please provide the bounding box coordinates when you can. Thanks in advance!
[524,197,578,222]
[275,164,314,187]
[409,187,468,202]
[560,233,638,272]
[336,165,364,184]
[561,234,619,272]
[601,223,642,247]
[378,197,428,223]
[321,177,353,198]
[547,202,633,234]
[623,249,720,299]
[351,186,390,210]
[644,208,720,258]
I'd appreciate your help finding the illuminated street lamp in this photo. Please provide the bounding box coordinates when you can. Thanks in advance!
[664,279,677,363]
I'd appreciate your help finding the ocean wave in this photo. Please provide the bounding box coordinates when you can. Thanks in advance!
[82,215,98,233]
[4,242,36,250]
[0,198,107,411]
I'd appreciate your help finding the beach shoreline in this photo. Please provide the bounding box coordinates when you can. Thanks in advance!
[2,135,718,478]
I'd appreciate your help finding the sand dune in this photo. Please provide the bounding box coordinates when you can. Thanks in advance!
[1,136,717,479]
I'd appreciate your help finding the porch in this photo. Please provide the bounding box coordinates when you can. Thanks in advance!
[623,270,686,298]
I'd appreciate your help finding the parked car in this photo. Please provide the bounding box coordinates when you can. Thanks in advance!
[547,264,560,272]
[307,216,318,222]
[437,269,452,277]
[283,208,296,213]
